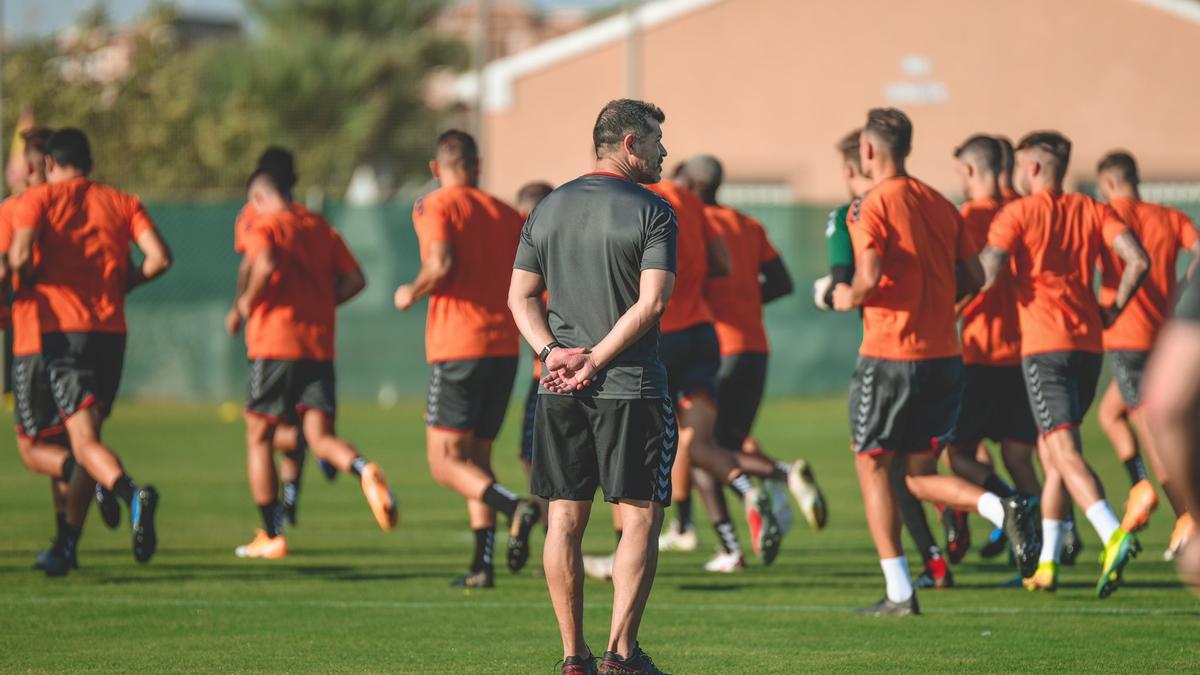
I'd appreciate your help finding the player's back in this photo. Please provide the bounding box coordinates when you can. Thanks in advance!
[414,185,522,362]
[959,197,1020,365]
[17,177,152,333]
[848,176,967,360]
[645,180,712,333]
[1100,199,1198,349]
[703,204,774,354]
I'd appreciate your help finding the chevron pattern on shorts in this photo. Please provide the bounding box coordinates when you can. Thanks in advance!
[1025,360,1053,430]
[654,398,677,503]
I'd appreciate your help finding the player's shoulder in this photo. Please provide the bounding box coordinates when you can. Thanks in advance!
[413,185,458,218]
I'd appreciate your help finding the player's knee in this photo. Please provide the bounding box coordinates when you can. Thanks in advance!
[15,438,38,471]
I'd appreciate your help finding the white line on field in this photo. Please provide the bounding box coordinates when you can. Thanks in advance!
[2,595,1196,617]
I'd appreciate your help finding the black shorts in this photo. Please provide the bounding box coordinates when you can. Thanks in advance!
[659,323,720,404]
[1022,351,1103,434]
[1108,350,1150,409]
[247,359,336,423]
[849,356,963,454]
[12,354,64,440]
[41,332,126,421]
[955,364,1037,447]
[426,357,517,440]
[715,351,768,450]
[531,394,677,505]
[519,376,539,464]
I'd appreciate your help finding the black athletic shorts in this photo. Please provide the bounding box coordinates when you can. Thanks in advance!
[1021,351,1103,434]
[1108,349,1150,409]
[247,359,336,423]
[426,357,518,440]
[955,364,1037,447]
[659,323,720,404]
[41,332,126,421]
[715,351,768,450]
[531,394,677,505]
[12,354,64,440]
[849,356,963,454]
[519,375,538,463]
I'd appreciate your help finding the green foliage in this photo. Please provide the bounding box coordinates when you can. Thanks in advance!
[1,1,467,199]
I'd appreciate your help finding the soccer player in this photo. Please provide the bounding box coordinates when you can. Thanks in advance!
[9,128,173,574]
[817,129,951,590]
[832,109,1038,615]
[979,131,1150,596]
[684,154,829,574]
[1142,271,1200,594]
[395,130,538,589]
[1094,150,1198,558]
[510,97,674,675]
[946,135,1042,560]
[224,147,325,529]
[232,167,397,559]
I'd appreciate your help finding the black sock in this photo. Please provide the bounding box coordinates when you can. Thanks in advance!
[349,457,369,477]
[482,483,519,519]
[60,456,76,482]
[615,529,623,545]
[714,520,741,554]
[892,465,938,564]
[983,474,1016,498]
[676,497,693,531]
[1124,456,1148,486]
[472,527,495,573]
[112,475,137,506]
[259,501,282,538]
[729,473,754,499]
[55,511,67,539]
[57,523,81,557]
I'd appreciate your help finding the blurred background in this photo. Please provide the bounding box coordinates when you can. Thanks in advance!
[2,0,1198,404]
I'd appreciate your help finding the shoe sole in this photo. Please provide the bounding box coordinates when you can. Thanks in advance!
[790,464,829,530]
[1097,536,1142,599]
[132,487,159,564]
[362,470,398,531]
[507,504,538,573]
[754,494,782,566]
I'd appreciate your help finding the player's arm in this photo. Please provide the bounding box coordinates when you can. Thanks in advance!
[760,257,793,304]
[831,247,881,311]
[1100,231,1150,327]
[126,227,173,292]
[1185,241,1199,281]
[978,246,1009,292]
[335,267,366,306]
[508,268,555,355]
[706,237,731,278]
[8,228,36,285]
[956,257,985,299]
[395,240,451,311]
[236,247,276,320]
[224,255,254,335]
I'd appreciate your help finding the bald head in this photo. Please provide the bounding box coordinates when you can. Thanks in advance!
[680,154,724,205]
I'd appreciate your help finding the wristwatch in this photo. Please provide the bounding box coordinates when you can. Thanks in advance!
[539,341,563,364]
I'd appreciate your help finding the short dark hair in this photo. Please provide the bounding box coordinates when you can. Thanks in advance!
[954,134,1002,176]
[21,127,53,162]
[516,181,553,208]
[435,129,478,166]
[46,128,93,173]
[592,99,665,156]
[864,108,912,159]
[1016,131,1072,179]
[836,128,863,172]
[256,146,297,194]
[994,135,1015,176]
[246,166,287,194]
[1097,150,1139,185]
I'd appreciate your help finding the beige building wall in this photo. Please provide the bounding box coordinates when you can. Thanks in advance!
[473,0,1200,204]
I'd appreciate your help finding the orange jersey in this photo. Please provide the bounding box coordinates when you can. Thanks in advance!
[988,191,1128,356]
[233,203,256,254]
[241,204,360,361]
[848,176,977,361]
[959,196,1021,365]
[1001,186,1021,202]
[646,181,715,333]
[702,204,779,355]
[413,185,522,363]
[13,177,156,335]
[1099,199,1198,350]
[0,194,41,355]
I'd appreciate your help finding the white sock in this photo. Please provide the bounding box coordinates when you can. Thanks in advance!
[1039,519,1063,564]
[879,556,913,603]
[977,492,1005,529]
[1085,500,1121,543]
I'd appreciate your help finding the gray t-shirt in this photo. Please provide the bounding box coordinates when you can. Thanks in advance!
[513,172,677,399]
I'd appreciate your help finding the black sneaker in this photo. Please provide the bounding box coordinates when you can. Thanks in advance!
[1061,524,1083,566]
[507,500,539,573]
[131,486,159,563]
[941,507,971,564]
[980,526,1008,559]
[43,538,79,578]
[853,593,920,616]
[914,556,953,590]
[600,646,669,675]
[450,568,494,589]
[1001,495,1040,578]
[33,541,56,571]
[96,485,120,530]
[318,459,337,482]
[560,654,599,675]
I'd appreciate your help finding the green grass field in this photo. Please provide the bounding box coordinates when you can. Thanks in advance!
[1,397,1197,672]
